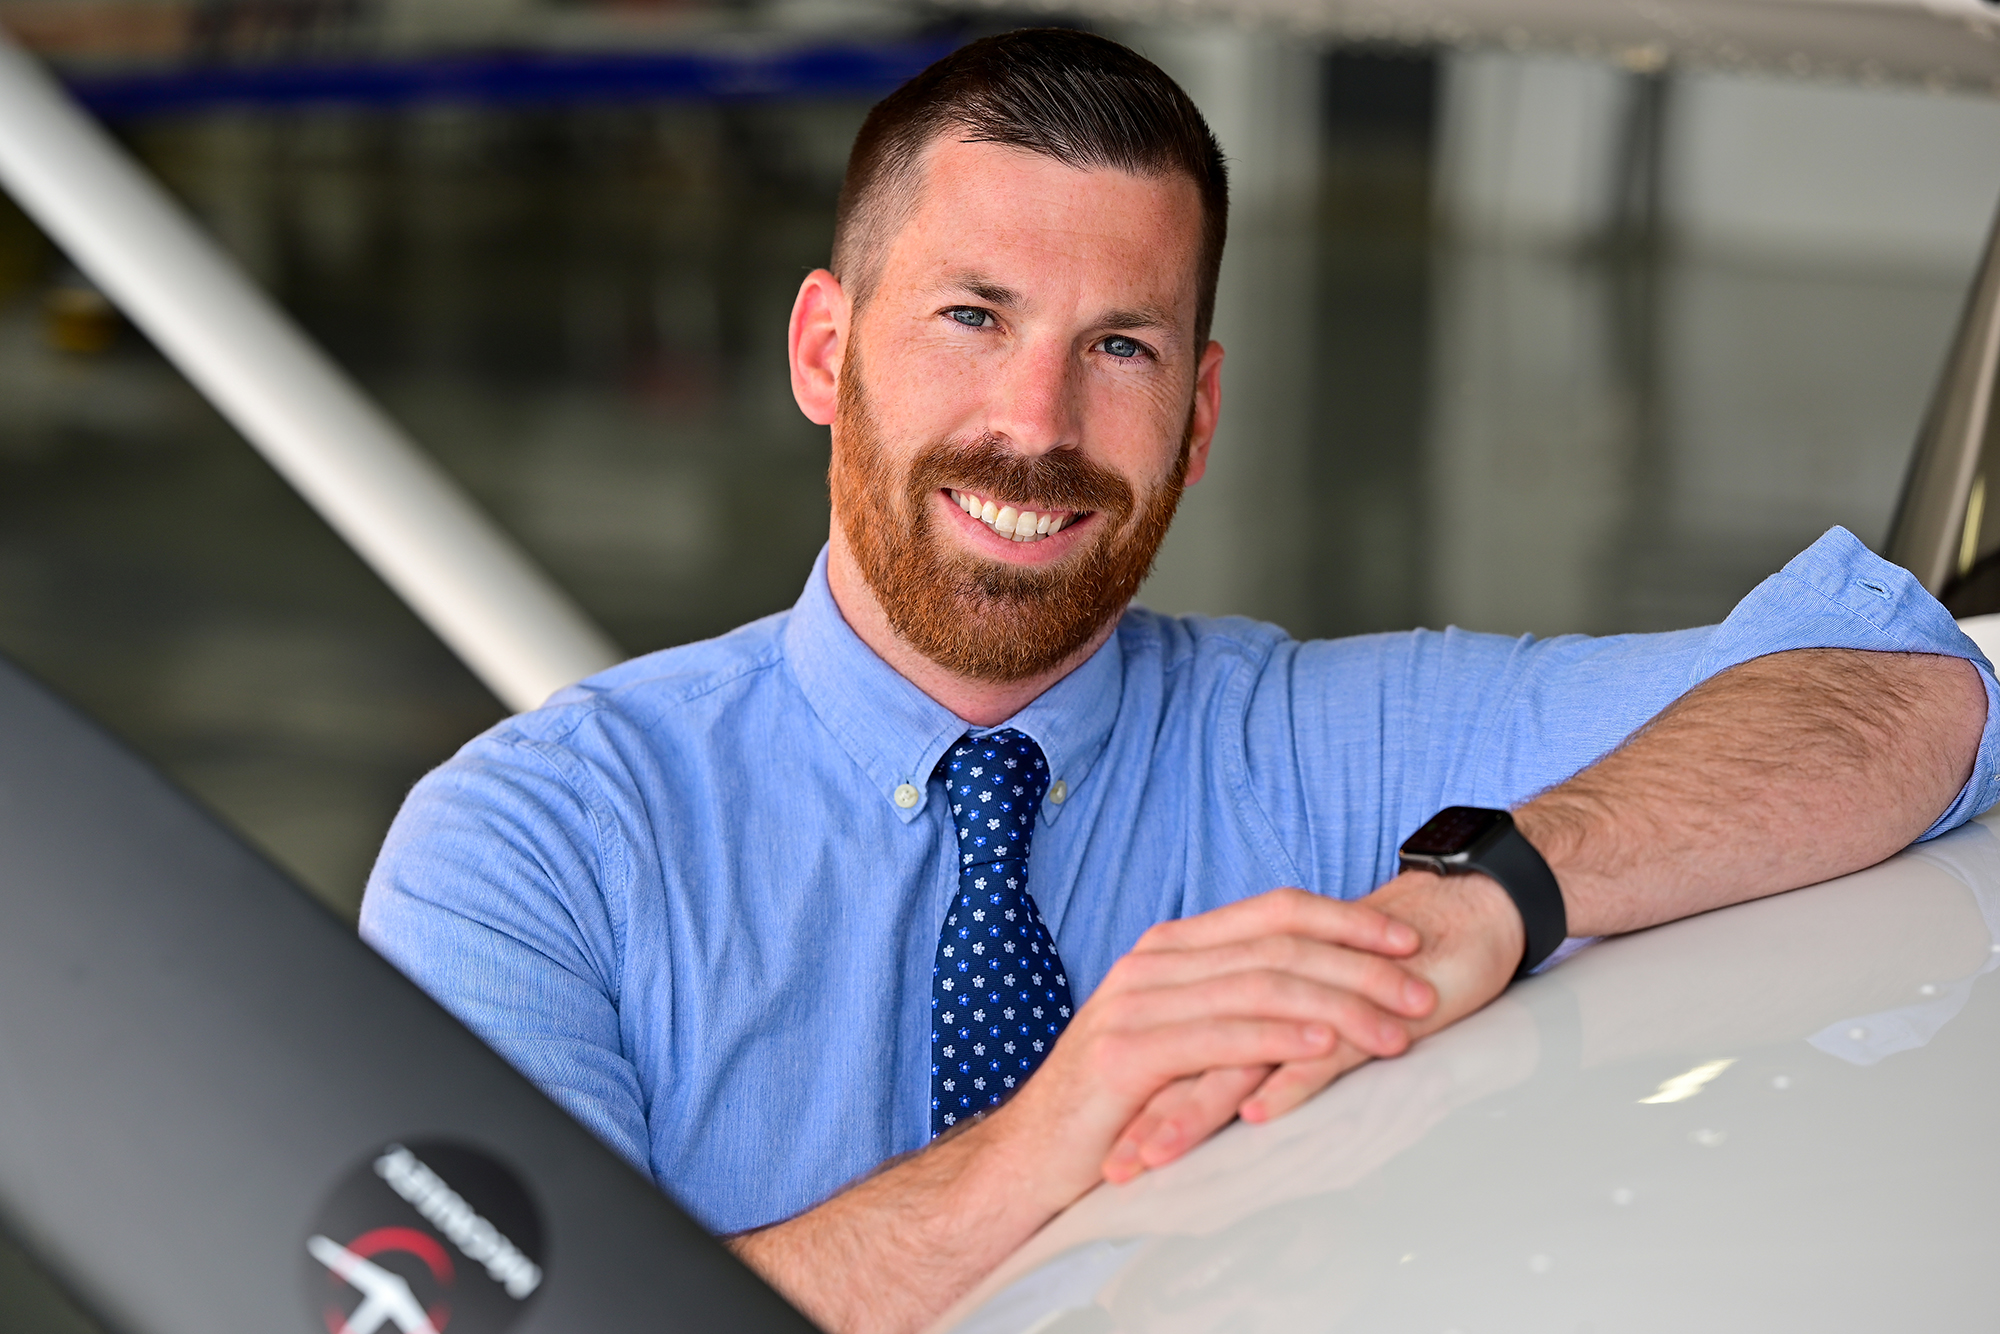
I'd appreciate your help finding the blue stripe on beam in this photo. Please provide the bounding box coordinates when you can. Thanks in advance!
[62,39,959,116]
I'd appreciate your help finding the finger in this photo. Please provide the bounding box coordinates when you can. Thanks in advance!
[1110,936,1436,1018]
[1094,969,1416,1058]
[1238,1051,1359,1124]
[1133,887,1420,958]
[1097,1016,1347,1095]
[1113,1065,1271,1179]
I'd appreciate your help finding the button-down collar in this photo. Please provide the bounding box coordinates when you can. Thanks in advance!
[998,617,1120,827]
[780,548,1121,825]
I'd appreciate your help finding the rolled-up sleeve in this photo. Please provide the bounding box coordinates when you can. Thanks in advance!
[1689,525,2000,839]
[1263,525,2000,897]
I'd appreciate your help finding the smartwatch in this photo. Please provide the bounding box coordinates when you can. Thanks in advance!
[1398,806,1567,980]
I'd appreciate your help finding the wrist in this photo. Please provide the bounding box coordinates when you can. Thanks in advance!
[1366,870,1524,1034]
[1510,801,1593,937]
[1397,807,1566,977]
[975,1068,1118,1215]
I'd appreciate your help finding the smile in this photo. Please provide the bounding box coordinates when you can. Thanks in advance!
[947,489,1086,543]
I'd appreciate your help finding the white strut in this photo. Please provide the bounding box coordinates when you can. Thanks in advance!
[0,28,620,711]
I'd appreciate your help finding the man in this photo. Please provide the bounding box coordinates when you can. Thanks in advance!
[361,28,1999,1334]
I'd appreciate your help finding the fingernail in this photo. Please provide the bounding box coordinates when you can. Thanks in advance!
[1239,1099,1267,1123]
[1386,922,1418,950]
[1304,1023,1333,1047]
[1403,978,1430,1010]
[1107,1139,1139,1166]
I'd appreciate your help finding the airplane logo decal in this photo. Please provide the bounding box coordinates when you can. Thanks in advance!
[308,1227,456,1334]
[302,1140,544,1334]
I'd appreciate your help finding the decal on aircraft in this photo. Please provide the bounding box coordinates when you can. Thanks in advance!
[304,1142,545,1334]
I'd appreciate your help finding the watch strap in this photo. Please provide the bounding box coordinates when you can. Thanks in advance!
[1469,818,1568,980]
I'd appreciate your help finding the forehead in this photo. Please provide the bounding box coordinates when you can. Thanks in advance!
[875,137,1204,318]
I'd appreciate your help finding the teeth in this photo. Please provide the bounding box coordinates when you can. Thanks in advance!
[949,489,1076,543]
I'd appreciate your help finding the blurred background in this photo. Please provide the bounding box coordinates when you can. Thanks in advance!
[2,2,2000,1325]
[1,0,1999,931]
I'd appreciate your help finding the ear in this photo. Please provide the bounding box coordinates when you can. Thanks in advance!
[789,268,850,426]
[1183,339,1225,487]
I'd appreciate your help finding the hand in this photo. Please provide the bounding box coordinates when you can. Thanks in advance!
[1106,871,1524,1178]
[992,887,1438,1194]
[730,887,1443,1334]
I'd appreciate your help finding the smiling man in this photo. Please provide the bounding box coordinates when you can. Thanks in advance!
[361,29,2000,1334]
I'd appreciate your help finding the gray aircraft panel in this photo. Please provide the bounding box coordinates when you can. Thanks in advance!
[0,652,816,1334]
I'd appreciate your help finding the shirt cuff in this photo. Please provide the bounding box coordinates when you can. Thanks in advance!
[1690,525,2000,840]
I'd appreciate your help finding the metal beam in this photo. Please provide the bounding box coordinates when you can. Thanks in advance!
[0,26,621,712]
[961,0,2000,91]
[1885,197,2000,611]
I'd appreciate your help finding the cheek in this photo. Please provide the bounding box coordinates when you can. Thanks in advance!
[1081,372,1193,482]
[862,332,995,440]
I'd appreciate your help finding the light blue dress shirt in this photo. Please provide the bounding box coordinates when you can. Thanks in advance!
[360,527,2000,1234]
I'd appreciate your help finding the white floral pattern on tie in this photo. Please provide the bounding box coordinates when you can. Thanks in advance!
[929,729,1073,1136]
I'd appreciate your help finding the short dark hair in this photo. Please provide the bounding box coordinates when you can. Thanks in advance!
[832,28,1230,345]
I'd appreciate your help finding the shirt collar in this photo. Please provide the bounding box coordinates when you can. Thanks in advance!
[1002,618,1121,827]
[780,547,1123,826]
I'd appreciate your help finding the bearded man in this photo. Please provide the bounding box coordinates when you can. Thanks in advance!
[361,28,2000,1334]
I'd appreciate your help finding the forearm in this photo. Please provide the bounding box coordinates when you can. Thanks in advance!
[726,1106,1073,1334]
[1100,650,1987,1181]
[1516,648,1986,937]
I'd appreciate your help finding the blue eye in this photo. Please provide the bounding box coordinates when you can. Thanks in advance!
[1102,336,1143,359]
[949,308,990,328]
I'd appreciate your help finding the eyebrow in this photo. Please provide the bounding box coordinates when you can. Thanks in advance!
[942,274,1180,335]
[946,273,1021,307]
[1098,305,1178,332]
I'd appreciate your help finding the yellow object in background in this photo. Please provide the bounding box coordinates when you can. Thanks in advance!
[42,277,118,354]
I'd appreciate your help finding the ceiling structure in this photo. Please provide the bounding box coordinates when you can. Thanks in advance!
[958,0,2000,92]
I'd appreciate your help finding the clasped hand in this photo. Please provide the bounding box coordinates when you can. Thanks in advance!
[998,873,1525,1199]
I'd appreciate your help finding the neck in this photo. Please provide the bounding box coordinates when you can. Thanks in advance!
[825,525,1118,728]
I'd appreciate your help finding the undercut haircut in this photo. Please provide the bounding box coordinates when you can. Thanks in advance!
[832,28,1230,345]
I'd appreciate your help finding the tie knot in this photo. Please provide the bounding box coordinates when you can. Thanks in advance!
[935,729,1050,865]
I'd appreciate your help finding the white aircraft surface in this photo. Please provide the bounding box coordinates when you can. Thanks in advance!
[933,685,2000,1331]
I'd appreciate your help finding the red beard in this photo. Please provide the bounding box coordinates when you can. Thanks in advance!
[830,353,1191,683]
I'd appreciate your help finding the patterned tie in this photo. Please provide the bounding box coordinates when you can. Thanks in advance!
[930,729,1074,1138]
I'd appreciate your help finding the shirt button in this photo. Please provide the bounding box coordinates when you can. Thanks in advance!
[893,783,921,809]
[1048,780,1068,805]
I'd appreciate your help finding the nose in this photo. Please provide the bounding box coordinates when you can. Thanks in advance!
[983,335,1081,456]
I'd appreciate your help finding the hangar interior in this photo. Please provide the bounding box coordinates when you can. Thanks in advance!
[1,4,1994,900]
[1,0,1998,1324]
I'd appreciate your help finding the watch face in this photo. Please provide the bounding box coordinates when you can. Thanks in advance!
[1400,806,1509,858]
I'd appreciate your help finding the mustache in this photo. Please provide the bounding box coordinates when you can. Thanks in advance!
[906,436,1134,518]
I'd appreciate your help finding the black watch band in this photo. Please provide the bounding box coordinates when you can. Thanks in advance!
[1398,807,1567,980]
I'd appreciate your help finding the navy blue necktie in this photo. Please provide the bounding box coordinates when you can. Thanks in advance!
[930,729,1074,1138]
